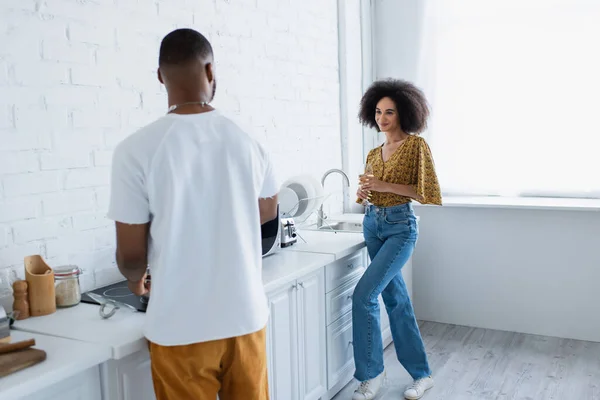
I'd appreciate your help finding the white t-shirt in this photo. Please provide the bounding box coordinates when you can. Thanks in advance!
[107,110,279,346]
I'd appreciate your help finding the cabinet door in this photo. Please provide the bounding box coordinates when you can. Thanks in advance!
[324,250,366,292]
[326,311,354,390]
[326,273,361,325]
[267,283,299,400]
[21,366,102,400]
[118,349,155,400]
[297,269,327,400]
[101,349,155,400]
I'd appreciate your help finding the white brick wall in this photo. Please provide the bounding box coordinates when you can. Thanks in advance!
[0,0,341,285]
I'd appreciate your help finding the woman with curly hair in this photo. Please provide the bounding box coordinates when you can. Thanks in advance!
[351,79,442,400]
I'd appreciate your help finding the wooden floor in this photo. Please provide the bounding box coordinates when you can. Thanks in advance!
[333,321,600,400]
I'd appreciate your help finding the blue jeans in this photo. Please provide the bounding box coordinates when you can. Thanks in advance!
[352,203,432,381]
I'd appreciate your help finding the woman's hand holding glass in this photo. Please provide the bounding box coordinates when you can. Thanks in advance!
[358,163,374,205]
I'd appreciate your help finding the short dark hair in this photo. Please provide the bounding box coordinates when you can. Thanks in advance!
[158,28,213,66]
[358,79,430,134]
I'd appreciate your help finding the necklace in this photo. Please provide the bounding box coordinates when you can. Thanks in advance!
[167,101,208,114]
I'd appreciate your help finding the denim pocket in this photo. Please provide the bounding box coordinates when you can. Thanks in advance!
[384,211,409,225]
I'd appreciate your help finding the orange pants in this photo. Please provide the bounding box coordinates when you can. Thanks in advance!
[148,327,269,400]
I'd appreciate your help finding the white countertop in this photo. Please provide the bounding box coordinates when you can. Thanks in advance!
[6,230,366,397]
[420,195,600,211]
[285,229,365,260]
[0,330,111,400]
[262,251,334,293]
[328,213,365,224]
[13,238,352,359]
[0,208,425,400]
[327,212,419,223]
[12,302,147,360]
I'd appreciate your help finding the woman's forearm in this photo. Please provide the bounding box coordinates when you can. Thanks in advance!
[381,182,421,201]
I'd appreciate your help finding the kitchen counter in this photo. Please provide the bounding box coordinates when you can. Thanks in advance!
[327,212,365,224]
[287,229,365,260]
[13,231,356,359]
[0,330,111,400]
[262,251,334,292]
[327,212,419,224]
[12,302,147,360]
[290,212,419,259]
[8,229,367,399]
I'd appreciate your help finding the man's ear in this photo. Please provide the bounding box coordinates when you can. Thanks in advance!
[205,62,214,83]
[157,68,164,84]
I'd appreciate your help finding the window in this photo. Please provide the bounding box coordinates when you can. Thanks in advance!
[415,0,600,199]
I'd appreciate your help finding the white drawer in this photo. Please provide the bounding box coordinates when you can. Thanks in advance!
[326,273,361,326]
[326,311,354,389]
[325,250,365,293]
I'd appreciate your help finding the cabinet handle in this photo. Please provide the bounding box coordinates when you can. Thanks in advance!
[291,284,297,290]
[349,341,353,346]
[298,282,305,288]
[346,295,352,301]
[347,263,354,269]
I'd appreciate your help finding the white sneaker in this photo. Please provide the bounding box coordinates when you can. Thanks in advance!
[352,371,386,400]
[403,376,434,399]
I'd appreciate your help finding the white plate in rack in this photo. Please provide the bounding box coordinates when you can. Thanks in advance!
[279,186,300,217]
[280,174,324,219]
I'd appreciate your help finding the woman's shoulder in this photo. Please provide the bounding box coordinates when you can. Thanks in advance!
[366,146,381,158]
[409,135,432,149]
[410,134,427,143]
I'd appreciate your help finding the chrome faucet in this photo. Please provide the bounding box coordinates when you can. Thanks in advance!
[318,168,350,228]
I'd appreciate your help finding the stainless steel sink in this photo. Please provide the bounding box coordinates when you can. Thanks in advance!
[316,221,363,233]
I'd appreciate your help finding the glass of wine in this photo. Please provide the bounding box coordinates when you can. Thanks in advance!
[360,163,374,206]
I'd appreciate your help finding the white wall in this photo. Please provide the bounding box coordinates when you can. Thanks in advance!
[0,0,341,287]
[373,0,425,83]
[372,0,600,342]
[369,0,428,148]
[338,0,366,214]
[413,206,600,342]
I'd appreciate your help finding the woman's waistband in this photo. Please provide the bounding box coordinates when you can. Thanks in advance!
[365,202,414,215]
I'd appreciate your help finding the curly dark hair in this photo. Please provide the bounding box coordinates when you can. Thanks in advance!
[358,79,430,134]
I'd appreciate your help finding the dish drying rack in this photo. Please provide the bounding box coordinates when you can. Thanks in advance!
[280,193,329,222]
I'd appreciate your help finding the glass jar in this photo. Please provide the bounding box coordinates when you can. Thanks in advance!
[54,266,82,308]
[0,269,18,313]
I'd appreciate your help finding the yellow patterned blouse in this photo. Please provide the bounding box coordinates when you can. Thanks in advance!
[356,135,442,207]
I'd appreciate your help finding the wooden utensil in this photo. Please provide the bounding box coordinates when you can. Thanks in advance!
[0,348,46,378]
[0,338,36,355]
[24,255,56,317]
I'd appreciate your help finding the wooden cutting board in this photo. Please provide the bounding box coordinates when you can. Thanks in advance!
[0,348,47,378]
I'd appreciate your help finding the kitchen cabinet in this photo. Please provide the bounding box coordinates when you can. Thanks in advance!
[0,330,111,400]
[325,311,353,393]
[6,231,369,400]
[323,249,366,399]
[266,280,298,400]
[266,268,327,400]
[100,349,155,400]
[20,366,102,400]
[320,247,410,399]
